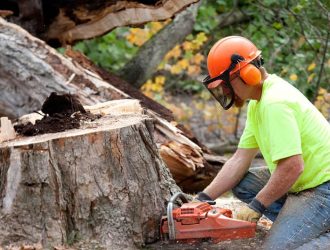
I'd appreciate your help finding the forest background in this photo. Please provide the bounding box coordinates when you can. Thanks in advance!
[64,0,330,151]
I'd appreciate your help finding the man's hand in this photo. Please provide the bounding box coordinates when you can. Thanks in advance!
[235,205,261,223]
[192,192,216,204]
[235,198,266,222]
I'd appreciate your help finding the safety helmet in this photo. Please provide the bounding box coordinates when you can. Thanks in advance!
[202,36,263,110]
[207,36,261,81]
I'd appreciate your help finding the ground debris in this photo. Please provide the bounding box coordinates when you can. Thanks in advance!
[14,92,100,136]
[147,224,269,250]
[1,243,43,250]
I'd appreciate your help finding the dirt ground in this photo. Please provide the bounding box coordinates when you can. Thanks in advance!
[145,230,267,250]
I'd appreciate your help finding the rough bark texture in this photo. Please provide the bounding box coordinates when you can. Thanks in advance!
[0,17,225,193]
[0,18,101,118]
[2,0,199,45]
[0,108,180,249]
[119,1,201,88]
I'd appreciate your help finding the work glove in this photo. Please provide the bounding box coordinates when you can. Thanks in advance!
[235,198,265,223]
[192,192,216,205]
[235,205,261,223]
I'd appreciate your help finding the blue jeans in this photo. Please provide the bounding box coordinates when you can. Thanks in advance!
[232,167,330,249]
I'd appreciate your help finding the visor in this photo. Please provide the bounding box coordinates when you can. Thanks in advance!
[202,74,235,110]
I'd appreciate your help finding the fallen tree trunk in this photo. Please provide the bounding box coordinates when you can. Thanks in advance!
[0,100,180,249]
[4,0,199,45]
[0,17,226,193]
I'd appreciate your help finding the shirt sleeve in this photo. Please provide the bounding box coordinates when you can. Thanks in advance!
[264,103,302,163]
[238,105,258,149]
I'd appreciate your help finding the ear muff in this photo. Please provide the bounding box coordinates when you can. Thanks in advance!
[239,64,262,86]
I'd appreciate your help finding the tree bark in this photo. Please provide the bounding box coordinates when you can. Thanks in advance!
[119,1,201,88]
[0,18,101,118]
[0,101,180,249]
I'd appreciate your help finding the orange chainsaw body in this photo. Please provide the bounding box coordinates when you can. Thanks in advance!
[161,201,256,242]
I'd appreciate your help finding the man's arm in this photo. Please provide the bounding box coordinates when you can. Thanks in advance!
[256,154,304,207]
[203,148,259,200]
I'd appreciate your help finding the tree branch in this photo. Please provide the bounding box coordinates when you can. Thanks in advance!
[312,24,330,103]
[119,1,201,88]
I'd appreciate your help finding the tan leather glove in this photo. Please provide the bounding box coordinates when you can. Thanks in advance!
[235,205,262,223]
[191,197,201,203]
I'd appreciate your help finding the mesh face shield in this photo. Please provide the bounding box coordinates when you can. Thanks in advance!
[202,54,244,110]
[202,75,235,110]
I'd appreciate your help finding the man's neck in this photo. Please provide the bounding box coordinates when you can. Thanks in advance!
[260,68,269,83]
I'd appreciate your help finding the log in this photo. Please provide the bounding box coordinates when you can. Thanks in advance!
[0,17,226,193]
[4,0,199,45]
[0,100,180,249]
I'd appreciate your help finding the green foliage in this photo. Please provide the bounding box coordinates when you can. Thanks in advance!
[74,27,138,73]
[194,0,241,34]
[236,0,330,98]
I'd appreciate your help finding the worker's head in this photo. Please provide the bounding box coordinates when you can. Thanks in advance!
[202,36,264,109]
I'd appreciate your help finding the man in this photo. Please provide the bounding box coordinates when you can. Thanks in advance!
[197,36,330,249]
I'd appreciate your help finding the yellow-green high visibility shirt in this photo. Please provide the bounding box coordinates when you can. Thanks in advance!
[238,74,330,192]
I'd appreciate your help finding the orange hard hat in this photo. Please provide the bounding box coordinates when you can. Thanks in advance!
[207,36,261,88]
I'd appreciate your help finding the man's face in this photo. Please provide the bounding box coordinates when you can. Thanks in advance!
[228,72,245,108]
[202,70,246,110]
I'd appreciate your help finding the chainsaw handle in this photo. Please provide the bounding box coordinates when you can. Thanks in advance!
[167,192,189,240]
[204,200,216,205]
[169,192,188,204]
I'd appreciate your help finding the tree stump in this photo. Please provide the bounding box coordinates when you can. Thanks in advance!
[0,103,180,249]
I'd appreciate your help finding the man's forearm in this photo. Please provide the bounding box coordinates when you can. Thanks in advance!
[256,155,303,207]
[204,158,246,199]
[203,148,258,200]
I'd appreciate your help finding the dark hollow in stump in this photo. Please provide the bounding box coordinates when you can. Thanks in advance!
[14,92,99,136]
[0,109,180,249]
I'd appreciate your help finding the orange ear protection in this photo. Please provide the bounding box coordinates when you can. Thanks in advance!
[238,57,263,86]
[239,64,262,86]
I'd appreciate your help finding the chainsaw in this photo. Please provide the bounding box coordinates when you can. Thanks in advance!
[160,192,256,243]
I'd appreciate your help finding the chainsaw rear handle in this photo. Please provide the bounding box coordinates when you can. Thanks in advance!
[166,192,215,240]
[196,192,216,205]
[167,192,188,240]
